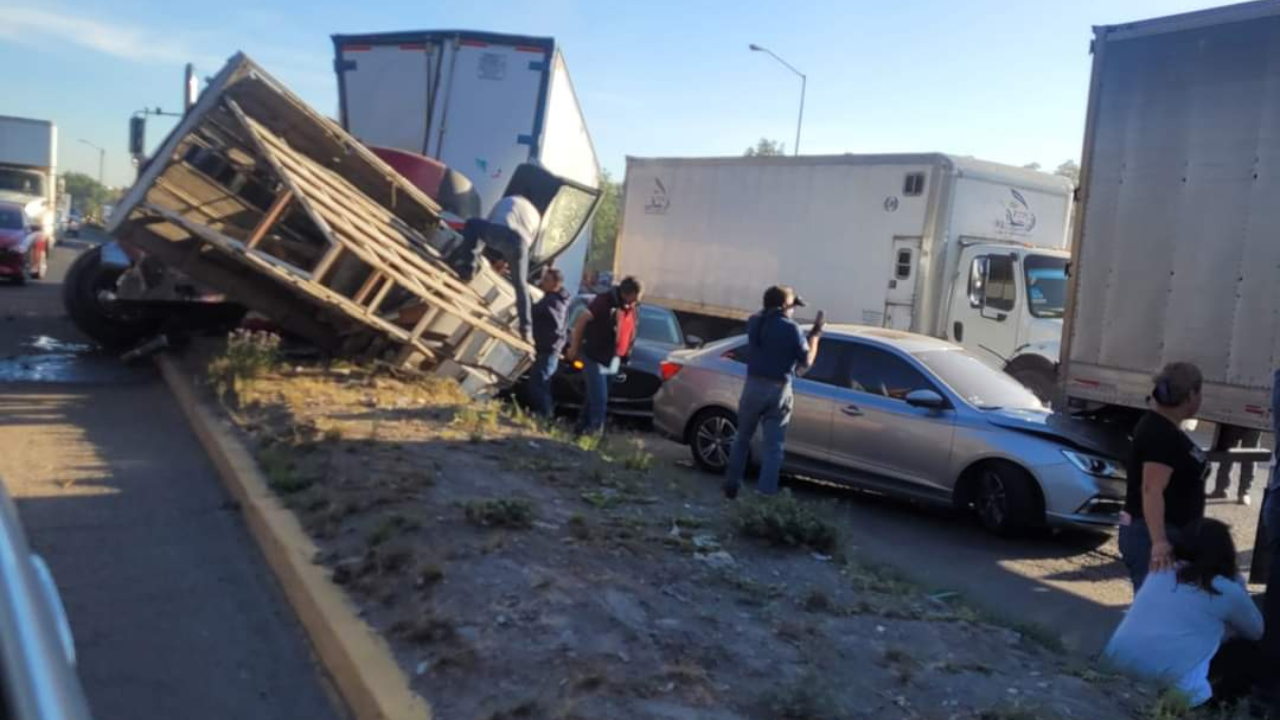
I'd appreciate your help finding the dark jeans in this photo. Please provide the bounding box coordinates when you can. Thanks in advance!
[1208,638,1264,707]
[724,376,794,496]
[1212,425,1263,496]
[1263,490,1280,664]
[527,352,558,418]
[452,218,532,339]
[575,357,613,435]
[1118,518,1187,592]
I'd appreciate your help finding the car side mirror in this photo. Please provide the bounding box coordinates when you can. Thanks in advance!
[685,334,704,348]
[905,389,947,409]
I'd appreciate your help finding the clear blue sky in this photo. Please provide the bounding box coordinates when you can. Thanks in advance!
[2,0,1224,188]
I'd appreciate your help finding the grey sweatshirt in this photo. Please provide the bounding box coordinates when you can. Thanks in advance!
[1103,569,1263,706]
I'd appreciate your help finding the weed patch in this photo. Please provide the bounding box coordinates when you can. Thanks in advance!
[730,490,839,553]
[257,445,314,495]
[463,498,535,529]
[367,514,420,547]
[764,670,844,720]
[453,403,501,442]
[208,329,282,398]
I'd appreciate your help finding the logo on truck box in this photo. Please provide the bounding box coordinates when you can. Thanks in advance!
[644,178,670,215]
[996,188,1037,234]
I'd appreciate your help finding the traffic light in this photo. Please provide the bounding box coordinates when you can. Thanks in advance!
[128,116,146,156]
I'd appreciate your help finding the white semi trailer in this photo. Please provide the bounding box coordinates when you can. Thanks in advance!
[615,153,1074,397]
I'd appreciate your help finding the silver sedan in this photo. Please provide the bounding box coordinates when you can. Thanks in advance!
[654,326,1129,535]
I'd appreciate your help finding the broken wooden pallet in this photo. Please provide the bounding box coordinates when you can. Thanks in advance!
[109,53,534,394]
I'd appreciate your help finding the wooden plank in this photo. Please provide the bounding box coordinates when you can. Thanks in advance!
[255,149,529,349]
[352,271,384,306]
[138,202,438,363]
[245,190,294,249]
[222,100,531,361]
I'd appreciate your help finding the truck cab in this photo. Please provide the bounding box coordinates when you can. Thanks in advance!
[947,242,1067,401]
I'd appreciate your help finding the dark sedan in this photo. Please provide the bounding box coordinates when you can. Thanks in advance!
[531,299,700,419]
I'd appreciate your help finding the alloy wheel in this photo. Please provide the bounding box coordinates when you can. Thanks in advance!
[695,415,736,470]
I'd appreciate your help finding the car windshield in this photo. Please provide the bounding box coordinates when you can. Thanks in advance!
[1024,254,1067,319]
[0,208,23,230]
[913,349,1043,410]
[638,305,682,345]
[0,169,44,196]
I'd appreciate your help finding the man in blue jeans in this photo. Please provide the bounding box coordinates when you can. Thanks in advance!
[527,268,570,418]
[1261,368,1280,666]
[723,285,823,499]
[566,276,643,435]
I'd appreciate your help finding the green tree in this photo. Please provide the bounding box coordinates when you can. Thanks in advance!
[586,168,620,274]
[1054,159,1080,185]
[62,172,111,219]
[1022,162,1042,171]
[744,138,786,156]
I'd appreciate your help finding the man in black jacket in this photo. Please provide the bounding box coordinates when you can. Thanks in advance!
[566,276,644,435]
[528,268,570,417]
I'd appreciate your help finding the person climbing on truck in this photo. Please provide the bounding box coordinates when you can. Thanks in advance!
[450,164,561,345]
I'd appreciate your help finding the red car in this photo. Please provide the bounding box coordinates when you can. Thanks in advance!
[0,202,47,284]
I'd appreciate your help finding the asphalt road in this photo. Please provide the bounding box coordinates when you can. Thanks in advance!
[0,232,345,720]
[656,412,1270,655]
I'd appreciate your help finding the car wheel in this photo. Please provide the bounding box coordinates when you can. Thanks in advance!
[972,461,1043,537]
[689,408,737,474]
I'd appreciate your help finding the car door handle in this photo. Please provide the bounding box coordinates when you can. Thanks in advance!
[841,405,863,417]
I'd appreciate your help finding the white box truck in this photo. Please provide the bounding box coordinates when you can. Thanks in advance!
[332,30,600,291]
[1060,1,1280,433]
[0,116,57,248]
[615,154,1074,395]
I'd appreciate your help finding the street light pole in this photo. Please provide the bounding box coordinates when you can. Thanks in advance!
[78,139,105,185]
[749,44,806,156]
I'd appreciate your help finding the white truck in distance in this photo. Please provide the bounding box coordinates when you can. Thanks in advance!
[1061,1,1280,433]
[615,154,1073,397]
[0,116,57,248]
[332,30,601,292]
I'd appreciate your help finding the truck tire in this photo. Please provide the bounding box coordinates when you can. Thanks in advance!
[967,460,1045,537]
[62,245,162,348]
[687,408,738,474]
[1006,355,1060,408]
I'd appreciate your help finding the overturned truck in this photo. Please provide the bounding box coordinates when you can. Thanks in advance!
[81,53,597,395]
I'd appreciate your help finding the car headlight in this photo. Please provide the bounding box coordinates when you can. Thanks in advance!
[1061,449,1126,480]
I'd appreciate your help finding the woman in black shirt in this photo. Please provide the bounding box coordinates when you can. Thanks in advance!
[1119,362,1209,591]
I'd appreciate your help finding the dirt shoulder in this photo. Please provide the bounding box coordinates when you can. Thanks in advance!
[199,352,1154,720]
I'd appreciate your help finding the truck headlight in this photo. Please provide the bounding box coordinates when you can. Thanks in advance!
[1061,449,1126,480]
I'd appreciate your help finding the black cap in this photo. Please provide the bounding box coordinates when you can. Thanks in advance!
[792,294,808,308]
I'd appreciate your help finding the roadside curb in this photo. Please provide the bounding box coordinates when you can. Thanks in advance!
[157,354,431,720]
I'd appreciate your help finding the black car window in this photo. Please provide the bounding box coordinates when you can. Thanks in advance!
[798,339,851,387]
[637,305,682,345]
[847,343,937,400]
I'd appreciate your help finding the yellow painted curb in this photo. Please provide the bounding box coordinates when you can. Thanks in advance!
[157,355,432,720]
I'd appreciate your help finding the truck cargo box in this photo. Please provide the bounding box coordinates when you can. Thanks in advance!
[1061,1,1280,430]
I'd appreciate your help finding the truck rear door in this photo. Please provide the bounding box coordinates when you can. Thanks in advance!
[338,42,438,154]
[433,39,549,213]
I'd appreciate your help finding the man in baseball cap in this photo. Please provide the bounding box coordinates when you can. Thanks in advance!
[723,285,824,499]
